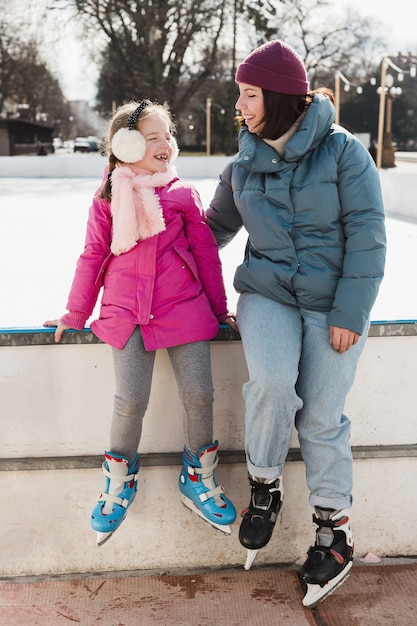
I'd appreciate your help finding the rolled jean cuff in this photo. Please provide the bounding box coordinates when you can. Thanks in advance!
[309,493,352,510]
[246,459,282,481]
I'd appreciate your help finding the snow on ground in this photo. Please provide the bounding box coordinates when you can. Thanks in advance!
[0,177,416,328]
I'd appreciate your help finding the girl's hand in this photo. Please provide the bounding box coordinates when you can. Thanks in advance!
[329,325,360,354]
[224,315,238,332]
[43,319,70,343]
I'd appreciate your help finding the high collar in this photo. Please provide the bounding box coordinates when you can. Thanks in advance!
[237,93,335,169]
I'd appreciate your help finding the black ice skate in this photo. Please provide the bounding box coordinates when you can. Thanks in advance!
[239,474,283,570]
[301,507,354,608]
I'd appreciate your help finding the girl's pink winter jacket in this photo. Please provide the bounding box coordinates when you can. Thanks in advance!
[62,177,229,350]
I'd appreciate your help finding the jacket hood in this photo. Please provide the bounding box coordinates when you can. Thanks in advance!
[237,93,335,170]
[286,93,335,161]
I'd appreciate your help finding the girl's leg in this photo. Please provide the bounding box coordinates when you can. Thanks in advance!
[167,340,213,453]
[295,309,369,510]
[92,327,154,544]
[236,293,304,479]
[170,340,236,531]
[110,326,155,462]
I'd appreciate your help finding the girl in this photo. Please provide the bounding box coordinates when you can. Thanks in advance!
[206,41,386,606]
[45,99,237,545]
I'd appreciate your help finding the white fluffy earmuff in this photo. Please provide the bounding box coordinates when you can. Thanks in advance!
[170,136,179,162]
[111,127,146,163]
[111,100,150,163]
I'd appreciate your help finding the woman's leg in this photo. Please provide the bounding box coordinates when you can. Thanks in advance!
[110,326,155,462]
[295,310,369,510]
[236,293,302,563]
[237,293,304,479]
[168,340,213,453]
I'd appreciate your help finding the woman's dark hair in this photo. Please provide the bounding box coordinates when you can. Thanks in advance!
[237,86,335,140]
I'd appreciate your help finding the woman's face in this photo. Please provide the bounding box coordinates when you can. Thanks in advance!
[236,83,265,134]
[131,114,174,174]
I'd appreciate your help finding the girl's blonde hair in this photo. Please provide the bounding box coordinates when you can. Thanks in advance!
[100,100,176,200]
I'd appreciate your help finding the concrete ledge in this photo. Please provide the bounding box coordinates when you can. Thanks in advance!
[1,320,417,347]
[1,443,417,472]
[0,323,239,346]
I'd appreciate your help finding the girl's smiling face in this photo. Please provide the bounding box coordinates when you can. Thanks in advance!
[132,114,174,173]
[236,83,265,134]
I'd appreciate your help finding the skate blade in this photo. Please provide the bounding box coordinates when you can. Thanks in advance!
[244,549,258,570]
[302,561,353,608]
[96,530,115,546]
[180,495,232,535]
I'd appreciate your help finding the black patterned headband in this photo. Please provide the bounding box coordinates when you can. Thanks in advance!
[111,98,179,164]
[127,100,151,130]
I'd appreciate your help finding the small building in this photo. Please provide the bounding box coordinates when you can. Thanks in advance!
[0,118,55,156]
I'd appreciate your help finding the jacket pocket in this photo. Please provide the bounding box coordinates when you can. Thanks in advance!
[173,246,199,281]
[94,252,113,287]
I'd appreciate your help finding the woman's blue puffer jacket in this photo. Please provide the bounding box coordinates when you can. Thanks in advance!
[207,93,386,335]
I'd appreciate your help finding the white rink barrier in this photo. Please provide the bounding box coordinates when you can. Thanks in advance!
[1,322,417,577]
[0,153,416,220]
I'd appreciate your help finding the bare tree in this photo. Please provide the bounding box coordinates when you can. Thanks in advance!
[49,0,230,115]
[0,22,15,114]
[0,19,70,133]
[265,0,385,87]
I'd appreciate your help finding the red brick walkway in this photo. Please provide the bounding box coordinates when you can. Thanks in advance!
[1,561,416,625]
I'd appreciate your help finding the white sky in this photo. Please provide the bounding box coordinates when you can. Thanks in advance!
[343,0,417,52]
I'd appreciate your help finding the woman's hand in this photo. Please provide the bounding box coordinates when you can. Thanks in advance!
[224,315,238,332]
[43,319,70,343]
[329,325,360,354]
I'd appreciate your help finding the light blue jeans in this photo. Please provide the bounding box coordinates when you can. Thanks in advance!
[237,293,369,510]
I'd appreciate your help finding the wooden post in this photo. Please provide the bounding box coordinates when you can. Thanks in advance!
[206,98,212,156]
[376,58,387,169]
[335,72,341,125]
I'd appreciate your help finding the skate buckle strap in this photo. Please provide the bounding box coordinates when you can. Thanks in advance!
[98,463,139,508]
[199,484,223,502]
[187,456,218,478]
[242,479,282,521]
[97,492,130,508]
[308,543,345,566]
[102,464,139,484]
[241,506,278,523]
[312,513,349,528]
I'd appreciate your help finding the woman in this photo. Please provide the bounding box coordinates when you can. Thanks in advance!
[206,40,386,607]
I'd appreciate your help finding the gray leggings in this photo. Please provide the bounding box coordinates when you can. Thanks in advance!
[110,326,214,462]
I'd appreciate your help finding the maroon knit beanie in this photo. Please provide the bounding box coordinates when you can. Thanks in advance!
[235,40,309,96]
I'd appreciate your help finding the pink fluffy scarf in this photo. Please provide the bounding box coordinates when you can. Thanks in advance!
[110,165,177,255]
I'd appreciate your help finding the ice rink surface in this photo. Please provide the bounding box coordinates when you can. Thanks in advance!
[1,176,416,328]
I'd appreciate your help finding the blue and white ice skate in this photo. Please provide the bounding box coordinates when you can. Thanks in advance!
[178,441,236,534]
[301,508,354,607]
[91,451,140,546]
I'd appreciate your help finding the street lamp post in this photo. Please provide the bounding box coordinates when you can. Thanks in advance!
[334,71,363,126]
[376,56,416,169]
[380,75,402,168]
